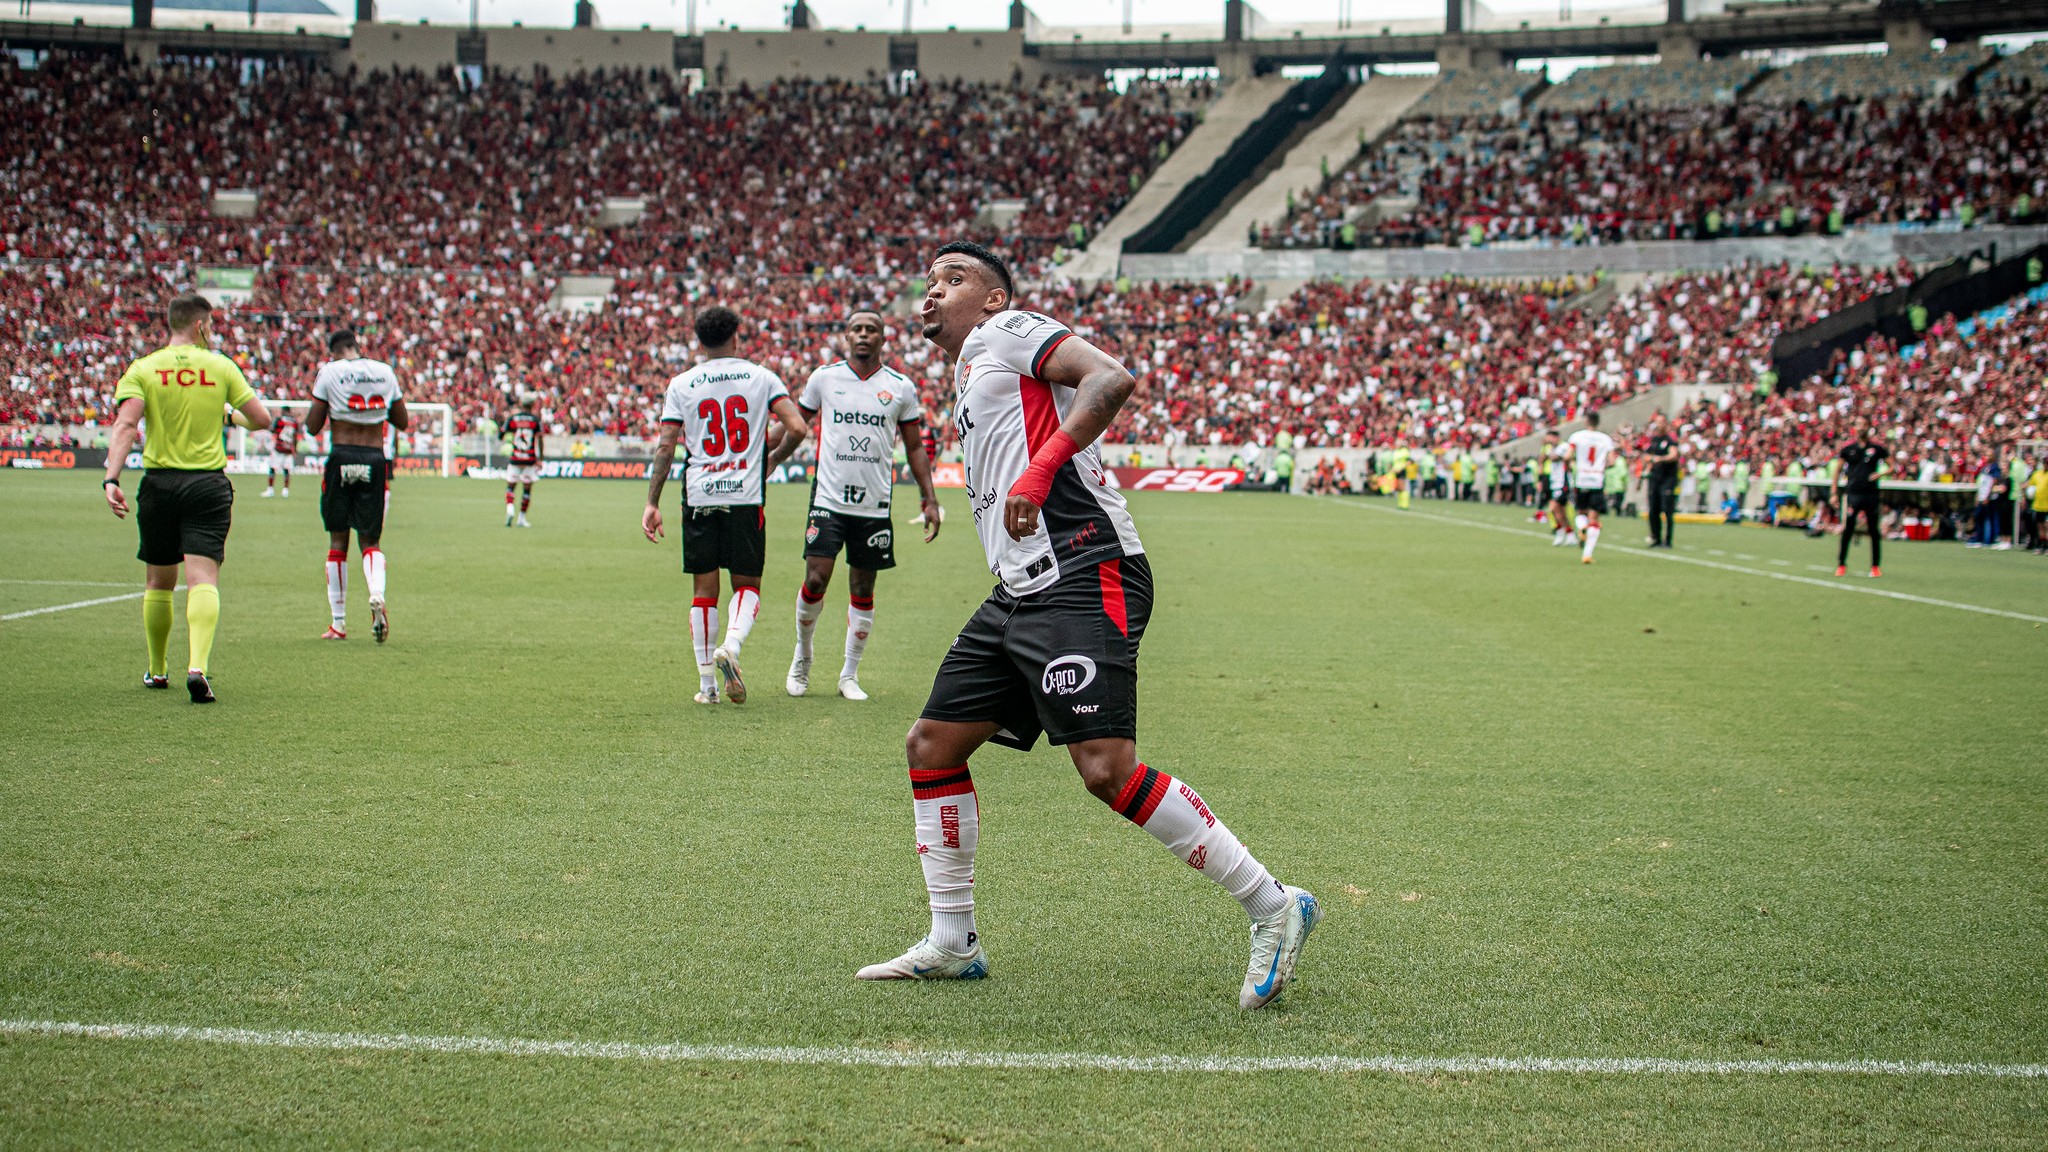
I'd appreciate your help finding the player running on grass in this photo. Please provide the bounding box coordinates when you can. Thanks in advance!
[260,404,302,499]
[855,241,1321,1010]
[503,396,544,528]
[1542,429,1577,547]
[102,292,274,703]
[783,310,944,701]
[306,329,406,644]
[1565,412,1620,565]
[642,306,810,705]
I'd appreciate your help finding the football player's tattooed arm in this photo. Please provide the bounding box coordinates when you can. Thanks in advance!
[1003,335,1135,541]
[643,422,680,542]
[304,398,330,437]
[763,396,808,471]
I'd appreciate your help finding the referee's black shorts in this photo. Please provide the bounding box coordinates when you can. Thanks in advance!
[136,468,235,566]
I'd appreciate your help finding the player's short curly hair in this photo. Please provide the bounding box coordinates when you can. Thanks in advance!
[695,306,741,349]
[933,240,1015,307]
[327,329,359,354]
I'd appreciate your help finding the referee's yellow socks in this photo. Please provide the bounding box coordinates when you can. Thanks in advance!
[185,584,220,675]
[142,589,174,677]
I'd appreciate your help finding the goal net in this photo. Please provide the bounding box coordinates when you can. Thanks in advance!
[226,399,458,478]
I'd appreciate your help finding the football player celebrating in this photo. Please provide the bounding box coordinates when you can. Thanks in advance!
[784,310,943,701]
[306,329,406,644]
[261,402,302,499]
[642,306,810,704]
[1565,411,1620,564]
[855,241,1321,1010]
[503,395,544,527]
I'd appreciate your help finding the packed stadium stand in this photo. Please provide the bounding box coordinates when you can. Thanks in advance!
[1264,71,2047,249]
[1665,292,2048,491]
[0,56,1211,275]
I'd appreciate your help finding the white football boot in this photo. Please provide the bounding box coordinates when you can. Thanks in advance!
[786,651,811,696]
[713,645,746,704]
[1240,885,1322,1010]
[692,688,719,705]
[838,676,868,702]
[855,935,987,981]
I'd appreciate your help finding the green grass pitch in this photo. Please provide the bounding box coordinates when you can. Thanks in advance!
[1,470,2043,1149]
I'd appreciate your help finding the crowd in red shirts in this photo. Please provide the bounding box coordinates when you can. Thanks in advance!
[1663,295,2048,490]
[1,51,2031,462]
[1266,80,2047,249]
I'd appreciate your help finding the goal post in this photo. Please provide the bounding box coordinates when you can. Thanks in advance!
[226,399,458,478]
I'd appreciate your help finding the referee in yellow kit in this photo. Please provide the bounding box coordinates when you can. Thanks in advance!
[102,293,273,703]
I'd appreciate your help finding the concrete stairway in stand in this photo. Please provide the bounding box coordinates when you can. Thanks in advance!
[1056,74,1294,283]
[1190,74,1437,254]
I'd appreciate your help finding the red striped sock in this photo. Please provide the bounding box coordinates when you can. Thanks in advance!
[1113,765,1288,921]
[911,765,978,953]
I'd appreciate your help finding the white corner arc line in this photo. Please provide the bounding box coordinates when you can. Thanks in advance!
[1,592,146,622]
[1321,498,2048,626]
[1,1020,2042,1079]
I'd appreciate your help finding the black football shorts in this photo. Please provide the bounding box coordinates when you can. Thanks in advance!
[1573,487,1608,515]
[136,468,234,565]
[804,508,895,570]
[921,554,1153,750]
[682,503,766,576]
[321,445,390,539]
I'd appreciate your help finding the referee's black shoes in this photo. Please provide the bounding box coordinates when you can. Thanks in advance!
[187,671,216,704]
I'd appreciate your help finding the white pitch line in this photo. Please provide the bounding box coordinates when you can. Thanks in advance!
[1325,499,2048,626]
[1,1020,2041,1080]
[0,579,135,587]
[1,591,146,622]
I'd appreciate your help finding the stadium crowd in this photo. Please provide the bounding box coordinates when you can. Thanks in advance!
[1267,83,2048,249]
[2,55,1207,276]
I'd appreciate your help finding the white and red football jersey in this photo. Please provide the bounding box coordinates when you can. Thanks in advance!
[953,310,1143,596]
[1567,428,1617,489]
[273,413,302,453]
[659,356,789,508]
[799,360,922,517]
[312,357,402,426]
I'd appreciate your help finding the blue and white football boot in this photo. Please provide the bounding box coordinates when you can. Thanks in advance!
[1240,885,1321,1009]
[855,935,988,981]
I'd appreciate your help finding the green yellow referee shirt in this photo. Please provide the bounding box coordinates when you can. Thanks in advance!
[112,346,256,471]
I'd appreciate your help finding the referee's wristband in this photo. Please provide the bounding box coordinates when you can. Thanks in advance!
[102,477,120,488]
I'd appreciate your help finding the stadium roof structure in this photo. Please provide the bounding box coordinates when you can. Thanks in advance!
[4,0,2047,71]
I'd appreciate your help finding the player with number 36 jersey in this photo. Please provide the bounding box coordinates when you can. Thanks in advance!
[643,306,809,706]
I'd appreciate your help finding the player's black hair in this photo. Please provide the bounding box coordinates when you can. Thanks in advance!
[327,329,359,354]
[933,240,1015,307]
[844,308,885,327]
[695,306,741,349]
[166,292,213,333]
[1585,410,1601,428]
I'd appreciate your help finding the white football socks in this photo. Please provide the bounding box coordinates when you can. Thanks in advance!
[1114,766,1289,921]
[910,764,979,953]
[794,586,825,659]
[325,549,347,628]
[843,595,874,682]
[1583,524,1601,559]
[691,596,719,693]
[723,587,760,656]
[362,546,387,602]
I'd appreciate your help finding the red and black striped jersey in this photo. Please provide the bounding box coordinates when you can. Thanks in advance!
[505,411,543,465]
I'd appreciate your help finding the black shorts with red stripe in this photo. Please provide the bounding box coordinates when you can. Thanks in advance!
[920,554,1152,751]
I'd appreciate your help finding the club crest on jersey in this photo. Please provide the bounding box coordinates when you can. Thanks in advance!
[867,529,891,550]
[876,390,893,405]
[1041,654,1096,696]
